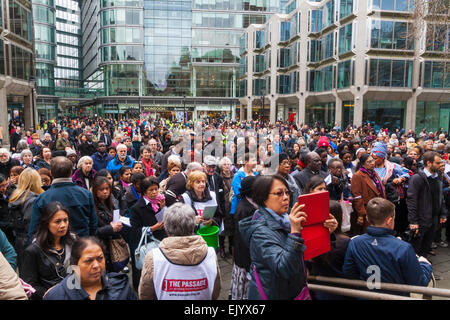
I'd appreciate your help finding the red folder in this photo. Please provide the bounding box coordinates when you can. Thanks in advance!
[297,192,331,260]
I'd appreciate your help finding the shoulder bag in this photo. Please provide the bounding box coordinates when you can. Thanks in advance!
[135,227,161,270]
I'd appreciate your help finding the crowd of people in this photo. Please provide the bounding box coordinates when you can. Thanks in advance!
[0,116,449,300]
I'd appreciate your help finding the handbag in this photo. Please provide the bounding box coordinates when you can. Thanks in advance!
[110,236,130,272]
[252,257,311,300]
[134,227,161,270]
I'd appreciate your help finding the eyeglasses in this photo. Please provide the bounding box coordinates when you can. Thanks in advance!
[269,190,291,197]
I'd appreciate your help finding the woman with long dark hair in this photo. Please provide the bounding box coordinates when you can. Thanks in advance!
[92,176,125,273]
[20,201,76,300]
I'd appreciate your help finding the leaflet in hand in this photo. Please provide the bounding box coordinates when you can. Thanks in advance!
[113,209,120,223]
[201,206,217,220]
[119,216,131,227]
[155,207,165,223]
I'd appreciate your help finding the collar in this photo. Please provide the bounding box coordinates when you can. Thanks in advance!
[143,195,150,205]
[52,178,73,185]
[366,226,395,236]
[424,168,438,178]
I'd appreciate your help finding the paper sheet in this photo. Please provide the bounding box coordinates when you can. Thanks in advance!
[202,206,217,220]
[113,209,120,223]
[119,216,131,227]
[155,207,165,223]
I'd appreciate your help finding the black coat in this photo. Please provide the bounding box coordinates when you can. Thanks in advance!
[99,134,112,146]
[78,142,97,157]
[20,241,73,300]
[0,158,20,178]
[10,132,21,151]
[164,172,188,207]
[407,170,448,228]
[130,197,167,250]
[207,172,226,220]
[94,203,122,272]
[233,197,257,270]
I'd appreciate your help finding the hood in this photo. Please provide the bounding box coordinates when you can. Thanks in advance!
[159,235,209,265]
[238,212,265,249]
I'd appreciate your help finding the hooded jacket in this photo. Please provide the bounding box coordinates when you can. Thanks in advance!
[91,152,113,172]
[106,155,135,178]
[138,235,221,300]
[44,272,136,300]
[343,226,432,292]
[238,207,306,300]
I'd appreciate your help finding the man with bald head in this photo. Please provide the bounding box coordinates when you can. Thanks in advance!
[291,151,326,193]
[28,156,97,239]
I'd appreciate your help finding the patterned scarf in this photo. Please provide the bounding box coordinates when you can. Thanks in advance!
[359,167,384,197]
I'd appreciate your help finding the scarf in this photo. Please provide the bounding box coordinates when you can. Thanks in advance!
[359,167,384,197]
[142,158,154,176]
[144,194,165,212]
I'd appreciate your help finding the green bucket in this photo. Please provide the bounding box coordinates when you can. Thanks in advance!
[197,225,219,249]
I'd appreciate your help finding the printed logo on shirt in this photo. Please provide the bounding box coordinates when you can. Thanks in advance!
[162,278,209,292]
[371,239,378,246]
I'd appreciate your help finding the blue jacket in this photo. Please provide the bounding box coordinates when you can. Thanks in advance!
[343,226,432,289]
[91,152,113,172]
[0,229,16,270]
[44,272,136,300]
[230,168,258,214]
[106,155,135,178]
[238,207,306,300]
[28,181,98,239]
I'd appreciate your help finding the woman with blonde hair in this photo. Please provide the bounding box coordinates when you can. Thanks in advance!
[180,170,220,227]
[8,168,45,269]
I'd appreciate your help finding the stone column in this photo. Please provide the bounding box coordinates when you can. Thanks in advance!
[353,96,363,127]
[269,98,276,123]
[247,99,253,121]
[24,92,35,131]
[297,95,306,126]
[0,88,8,145]
[335,96,343,127]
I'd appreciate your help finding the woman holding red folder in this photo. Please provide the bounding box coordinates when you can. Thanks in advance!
[238,175,337,300]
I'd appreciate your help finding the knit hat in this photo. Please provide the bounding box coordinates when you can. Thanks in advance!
[318,136,329,148]
[238,175,257,199]
[371,142,388,158]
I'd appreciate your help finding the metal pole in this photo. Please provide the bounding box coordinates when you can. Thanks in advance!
[307,275,450,298]
[183,95,186,124]
[307,284,421,300]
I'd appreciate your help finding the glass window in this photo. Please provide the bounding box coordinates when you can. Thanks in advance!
[338,60,351,88]
[393,22,407,49]
[391,60,405,87]
[339,23,352,54]
[340,0,353,19]
[381,0,394,11]
[416,102,450,134]
[305,102,335,127]
[363,100,406,132]
[380,21,393,49]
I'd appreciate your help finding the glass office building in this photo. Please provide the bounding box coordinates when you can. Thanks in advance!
[0,0,35,135]
[240,0,450,132]
[77,0,284,120]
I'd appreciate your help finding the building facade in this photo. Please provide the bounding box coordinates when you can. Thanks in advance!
[0,0,35,142]
[76,0,285,121]
[239,0,450,132]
